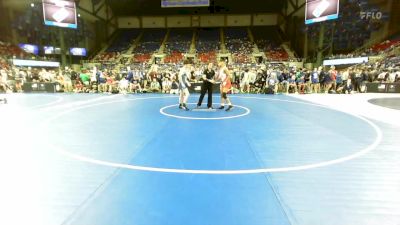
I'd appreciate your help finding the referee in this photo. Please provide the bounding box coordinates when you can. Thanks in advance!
[197,63,215,109]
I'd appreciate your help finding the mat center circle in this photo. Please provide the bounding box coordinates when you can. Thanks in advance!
[159,103,251,120]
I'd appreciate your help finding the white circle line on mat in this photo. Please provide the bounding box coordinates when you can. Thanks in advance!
[42,95,383,174]
[160,103,250,120]
[15,95,64,110]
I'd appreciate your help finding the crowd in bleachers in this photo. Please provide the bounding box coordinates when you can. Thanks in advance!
[3,22,399,96]
[0,40,64,68]
[370,38,400,54]
[88,27,293,65]
[196,29,220,63]
[252,27,289,61]
[94,52,121,62]
[0,41,29,60]
[0,41,43,71]
[164,29,192,63]
[92,30,141,62]
[132,29,166,63]
[327,33,400,60]
[0,42,14,70]
[224,28,253,64]
[2,57,399,95]
[107,29,140,53]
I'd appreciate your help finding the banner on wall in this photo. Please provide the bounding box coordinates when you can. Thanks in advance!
[161,0,209,7]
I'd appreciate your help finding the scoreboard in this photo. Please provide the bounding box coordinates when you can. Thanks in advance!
[161,0,210,7]
[305,0,339,24]
[42,0,77,29]
[70,48,87,56]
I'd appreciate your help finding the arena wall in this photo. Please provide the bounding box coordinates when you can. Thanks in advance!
[117,14,279,29]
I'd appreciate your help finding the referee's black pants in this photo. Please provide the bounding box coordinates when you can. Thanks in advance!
[197,82,213,108]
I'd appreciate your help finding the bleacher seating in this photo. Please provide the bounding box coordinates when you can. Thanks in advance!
[90,27,298,63]
[0,41,29,59]
[164,29,192,63]
[133,53,152,63]
[94,52,120,62]
[327,32,400,59]
[132,29,166,63]
[224,28,253,63]
[370,36,400,53]
[197,28,220,63]
[134,29,165,54]
[252,27,288,61]
[106,29,140,53]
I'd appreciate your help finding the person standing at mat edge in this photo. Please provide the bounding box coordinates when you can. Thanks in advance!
[217,60,233,111]
[178,59,192,111]
[0,69,9,104]
[197,63,216,109]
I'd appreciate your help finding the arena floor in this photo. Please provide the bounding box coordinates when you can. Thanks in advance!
[0,93,399,225]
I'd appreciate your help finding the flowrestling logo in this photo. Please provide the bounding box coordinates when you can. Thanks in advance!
[360,11,383,20]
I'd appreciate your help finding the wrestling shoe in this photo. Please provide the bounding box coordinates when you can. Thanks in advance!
[182,104,190,111]
[218,106,224,110]
[225,105,233,111]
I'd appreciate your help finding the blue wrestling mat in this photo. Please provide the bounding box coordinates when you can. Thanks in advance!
[0,93,398,225]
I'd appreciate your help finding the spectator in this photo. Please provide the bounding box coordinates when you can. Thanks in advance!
[105,74,115,93]
[240,68,251,93]
[287,72,298,93]
[130,73,142,93]
[170,77,179,94]
[90,67,98,87]
[162,77,172,94]
[74,78,83,93]
[55,71,65,91]
[311,68,320,93]
[150,78,160,92]
[79,70,90,86]
[63,69,73,92]
[322,68,333,93]
[119,77,129,94]
[296,70,306,94]
[0,68,9,92]
[329,66,338,92]
[15,68,25,92]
